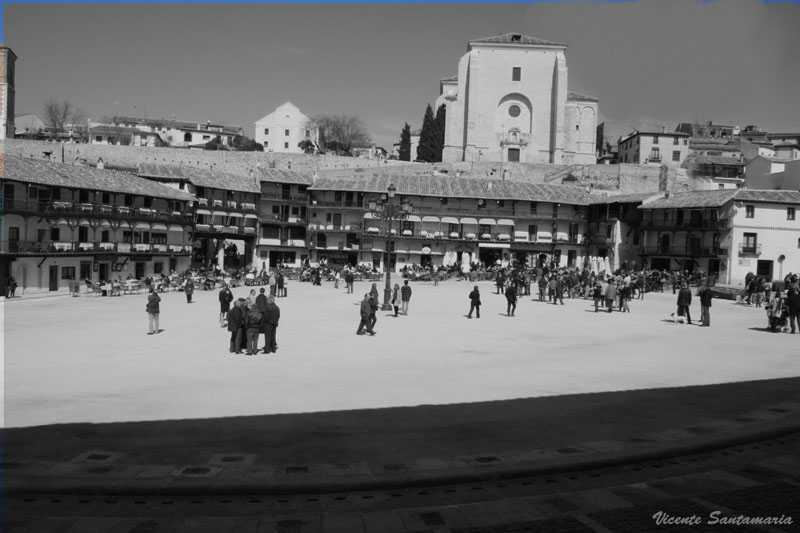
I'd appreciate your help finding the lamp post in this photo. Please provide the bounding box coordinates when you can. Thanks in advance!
[368,184,412,310]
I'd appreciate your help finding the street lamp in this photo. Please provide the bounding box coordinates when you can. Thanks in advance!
[368,184,412,310]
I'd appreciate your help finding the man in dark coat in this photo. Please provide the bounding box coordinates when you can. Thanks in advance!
[263,296,281,353]
[468,285,481,319]
[786,280,800,334]
[505,283,517,316]
[699,281,713,327]
[227,299,244,354]
[184,277,195,303]
[357,293,376,335]
[677,283,693,324]
[218,284,234,328]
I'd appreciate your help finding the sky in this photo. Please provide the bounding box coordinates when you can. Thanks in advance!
[5,1,800,151]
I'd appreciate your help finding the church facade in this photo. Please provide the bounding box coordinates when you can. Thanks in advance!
[437,33,598,166]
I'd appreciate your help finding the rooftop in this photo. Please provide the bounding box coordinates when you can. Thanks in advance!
[257,168,314,186]
[4,156,195,201]
[567,91,599,103]
[469,32,567,48]
[137,163,261,193]
[640,189,800,210]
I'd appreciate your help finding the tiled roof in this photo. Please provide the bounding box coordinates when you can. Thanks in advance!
[687,155,745,166]
[589,192,663,205]
[258,168,314,186]
[137,163,261,193]
[112,116,243,135]
[309,174,592,205]
[4,156,195,201]
[639,189,800,210]
[567,91,599,103]
[470,33,566,47]
[89,125,149,135]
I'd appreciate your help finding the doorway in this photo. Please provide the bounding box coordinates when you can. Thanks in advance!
[99,263,110,282]
[49,265,59,291]
[756,259,774,279]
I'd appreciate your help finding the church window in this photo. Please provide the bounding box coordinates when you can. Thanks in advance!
[512,67,521,81]
[508,105,521,118]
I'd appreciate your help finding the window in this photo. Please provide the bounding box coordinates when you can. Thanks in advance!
[653,136,659,144]
[151,232,167,245]
[95,136,102,143]
[552,204,559,218]
[78,227,89,242]
[719,184,725,190]
[530,202,537,215]
[745,205,754,218]
[80,261,92,281]
[38,229,47,242]
[264,141,268,148]
[507,148,520,162]
[143,197,152,208]
[284,129,290,136]
[606,225,613,238]
[284,142,289,149]
[512,67,521,81]
[672,151,681,162]
[264,128,269,135]
[334,191,343,202]
[202,135,210,140]
[79,190,89,203]
[61,267,76,280]
[154,262,164,275]
[788,207,796,220]
[102,192,110,204]
[305,130,310,138]
[673,137,679,145]
[184,132,192,142]
[508,105,521,118]
[272,205,280,214]
[650,148,660,161]
[743,232,757,252]
[124,195,133,207]
[101,230,110,242]
[683,139,688,145]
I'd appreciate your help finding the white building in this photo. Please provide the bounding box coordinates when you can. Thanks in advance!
[254,102,313,154]
[618,130,690,166]
[439,33,598,165]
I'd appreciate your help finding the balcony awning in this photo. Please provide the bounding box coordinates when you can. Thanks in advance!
[228,212,244,218]
[168,225,184,232]
[211,210,227,217]
[244,213,258,219]
[98,219,112,228]
[55,218,70,226]
[497,219,515,226]
[441,216,459,224]
[478,218,496,225]
[363,212,377,219]
[135,222,150,230]
[195,208,211,215]
[152,223,168,231]
[479,242,510,249]
[77,218,91,227]
[460,217,478,225]
[514,231,529,239]
[422,216,440,223]
[406,215,421,223]
[537,231,552,240]
[118,221,131,229]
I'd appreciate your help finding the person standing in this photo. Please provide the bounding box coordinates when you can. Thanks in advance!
[334,270,340,289]
[184,276,195,304]
[785,282,800,334]
[345,270,354,294]
[400,280,412,315]
[146,287,161,335]
[255,287,268,312]
[357,293,376,335]
[370,282,380,307]
[227,299,244,354]
[6,276,17,298]
[468,285,482,318]
[369,293,379,332]
[277,271,285,297]
[677,283,693,324]
[244,303,263,355]
[538,275,547,302]
[263,295,281,353]
[246,288,257,309]
[699,282,712,327]
[553,276,565,305]
[604,279,617,313]
[391,283,401,317]
[505,283,517,316]
[619,283,631,313]
[593,282,603,312]
[218,284,234,328]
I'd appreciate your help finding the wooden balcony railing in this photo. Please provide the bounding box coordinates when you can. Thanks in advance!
[3,199,193,225]
[1,240,193,255]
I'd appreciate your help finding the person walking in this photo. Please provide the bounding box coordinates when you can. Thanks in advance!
[227,299,245,354]
[619,283,631,313]
[468,285,481,318]
[538,275,547,302]
[184,276,195,304]
[263,295,281,353]
[357,293,376,335]
[6,276,17,298]
[345,270,354,294]
[699,281,712,327]
[218,284,233,328]
[400,280,412,315]
[604,279,617,313]
[592,281,603,312]
[786,281,800,334]
[146,287,161,335]
[677,283,693,324]
[244,303,263,355]
[391,283,401,317]
[505,283,517,316]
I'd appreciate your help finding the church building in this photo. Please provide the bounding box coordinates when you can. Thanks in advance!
[437,33,598,165]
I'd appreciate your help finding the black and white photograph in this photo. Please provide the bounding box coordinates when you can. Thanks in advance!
[2,1,800,531]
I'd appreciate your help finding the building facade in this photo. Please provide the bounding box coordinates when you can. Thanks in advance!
[254,102,312,154]
[1,156,196,295]
[1,44,17,140]
[440,33,598,166]
[617,131,690,166]
[256,168,313,269]
[109,116,243,148]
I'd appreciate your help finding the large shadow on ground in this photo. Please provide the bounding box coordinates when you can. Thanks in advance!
[5,377,800,467]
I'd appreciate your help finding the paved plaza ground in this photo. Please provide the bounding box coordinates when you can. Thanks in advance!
[4,278,799,429]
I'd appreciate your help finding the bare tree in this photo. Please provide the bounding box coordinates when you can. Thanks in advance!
[306,114,370,155]
[43,98,74,140]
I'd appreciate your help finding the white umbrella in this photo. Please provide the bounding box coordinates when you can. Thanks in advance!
[590,256,599,275]
[604,256,612,276]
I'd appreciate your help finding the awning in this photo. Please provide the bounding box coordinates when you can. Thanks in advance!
[421,216,440,223]
[152,223,168,231]
[135,222,150,230]
[118,221,131,229]
[479,242,510,249]
[556,232,569,241]
[421,246,432,255]
[363,212,377,219]
[211,210,227,217]
[55,218,70,226]
[513,231,529,239]
[168,225,184,232]
[228,212,243,218]
[537,231,552,240]
[406,215,421,223]
[441,216,459,224]
[98,219,112,228]
[497,219,514,226]
[460,217,478,225]
[245,213,258,219]
[478,218,496,225]
[195,208,211,215]
[77,218,91,227]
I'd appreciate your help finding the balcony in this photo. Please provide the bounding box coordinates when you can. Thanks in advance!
[641,245,721,257]
[738,243,762,256]
[2,199,193,225]
[261,192,309,202]
[241,202,256,211]
[198,198,209,206]
[639,218,729,230]
[1,240,192,255]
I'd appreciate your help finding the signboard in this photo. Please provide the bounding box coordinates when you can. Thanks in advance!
[738,258,750,266]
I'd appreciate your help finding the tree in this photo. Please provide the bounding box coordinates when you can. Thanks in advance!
[43,98,85,141]
[204,135,228,151]
[434,104,446,163]
[306,114,371,155]
[416,104,437,162]
[398,123,411,162]
[298,140,316,154]
[231,134,263,151]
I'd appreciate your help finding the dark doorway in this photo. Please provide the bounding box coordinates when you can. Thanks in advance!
[135,262,145,279]
[99,263,110,282]
[757,259,774,279]
[49,265,58,291]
